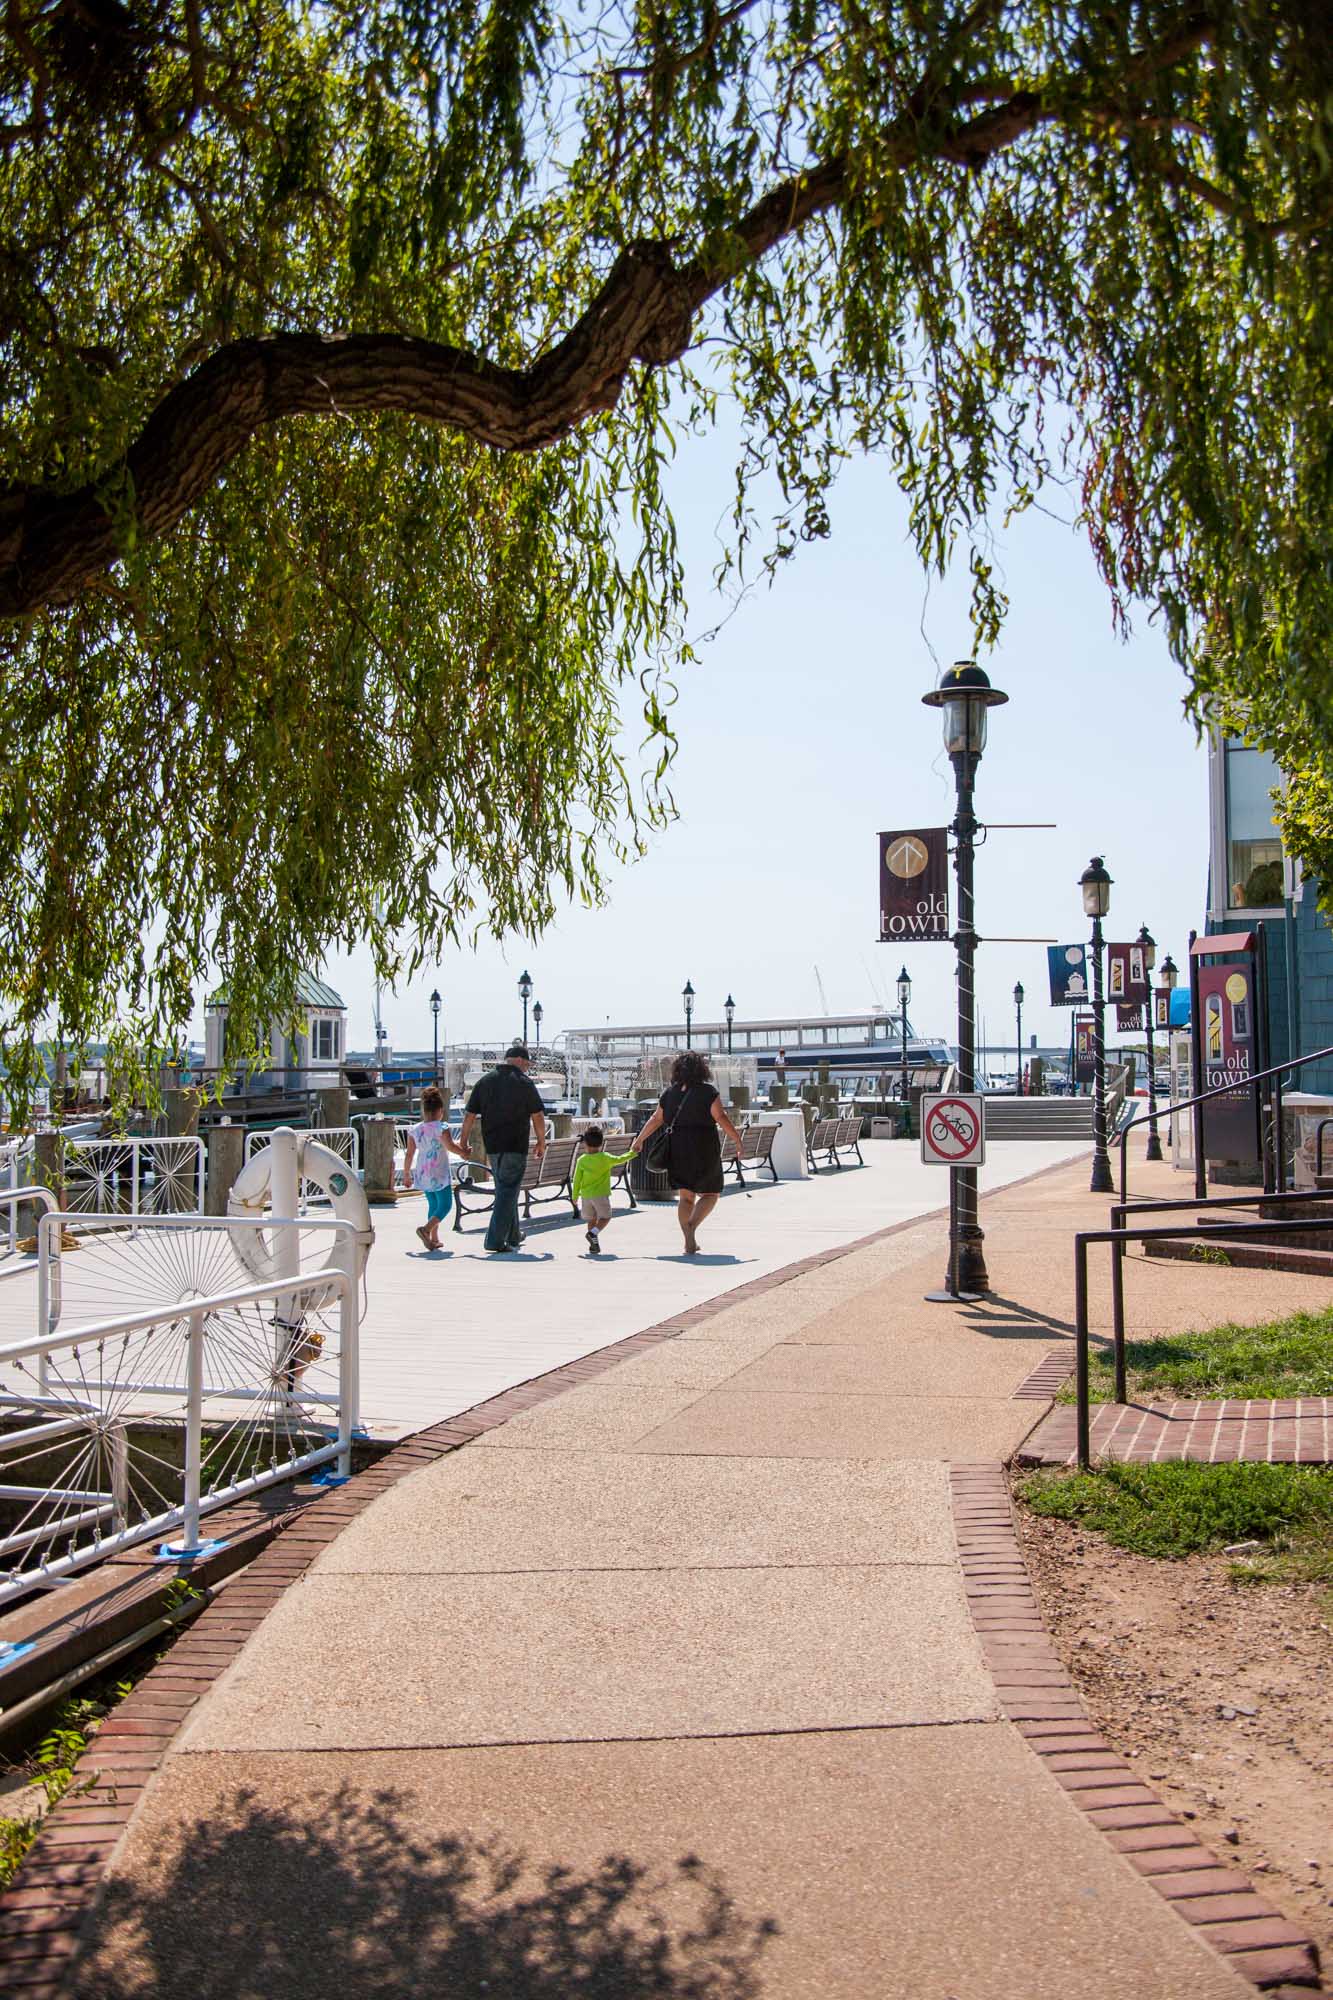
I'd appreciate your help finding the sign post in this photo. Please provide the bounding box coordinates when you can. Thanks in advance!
[920,1093,986,1302]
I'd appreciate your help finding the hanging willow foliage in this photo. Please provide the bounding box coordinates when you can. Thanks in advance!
[0,1,1330,1105]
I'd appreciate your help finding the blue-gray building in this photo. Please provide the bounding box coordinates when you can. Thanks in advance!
[1206,731,1333,1095]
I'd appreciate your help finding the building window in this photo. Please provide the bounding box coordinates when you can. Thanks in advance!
[312,1017,339,1063]
[1223,739,1283,910]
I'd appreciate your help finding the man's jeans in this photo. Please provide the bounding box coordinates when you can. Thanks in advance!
[485,1151,527,1251]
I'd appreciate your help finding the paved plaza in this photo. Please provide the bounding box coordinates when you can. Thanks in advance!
[35,1141,1331,1998]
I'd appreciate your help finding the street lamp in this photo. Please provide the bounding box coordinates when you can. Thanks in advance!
[897,965,912,1120]
[682,979,695,1051]
[1137,924,1163,1162]
[1080,856,1114,1193]
[921,659,1009,1296]
[430,988,441,1083]
[1160,953,1179,1147]
[532,999,543,1052]
[518,969,533,1046]
[1013,981,1025,1094]
[724,993,735,1054]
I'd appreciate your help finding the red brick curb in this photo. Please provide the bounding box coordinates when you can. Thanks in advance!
[950,1463,1324,1992]
[1012,1347,1074,1400]
[1016,1398,1333,1467]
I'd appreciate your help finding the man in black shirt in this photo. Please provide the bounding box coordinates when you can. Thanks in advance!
[460,1045,548,1253]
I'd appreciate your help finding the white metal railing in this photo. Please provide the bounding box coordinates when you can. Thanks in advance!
[1,1140,30,1256]
[0,1208,358,1604]
[246,1125,361,1203]
[62,1137,206,1218]
[0,1183,56,1279]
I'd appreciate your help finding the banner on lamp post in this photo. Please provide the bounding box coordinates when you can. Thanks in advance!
[1116,1003,1144,1032]
[1107,941,1150,1004]
[1047,943,1090,1007]
[879,829,950,943]
[1075,1014,1096,1084]
[1154,987,1171,1031]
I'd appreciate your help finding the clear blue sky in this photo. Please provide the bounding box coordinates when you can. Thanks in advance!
[196,423,1208,1058]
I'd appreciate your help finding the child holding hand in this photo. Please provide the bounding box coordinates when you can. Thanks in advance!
[571,1126,635,1256]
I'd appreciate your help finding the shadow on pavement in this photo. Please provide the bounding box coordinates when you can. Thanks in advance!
[78,1783,780,2000]
[962,1293,1075,1337]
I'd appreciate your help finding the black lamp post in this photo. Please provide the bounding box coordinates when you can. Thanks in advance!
[897,965,911,1116]
[532,999,543,1052]
[683,979,695,1051]
[430,988,441,1083]
[1013,982,1025,1094]
[724,994,735,1054]
[922,659,1009,1296]
[1160,953,1179,1147]
[518,969,533,1046]
[1137,924,1163,1162]
[1081,856,1114,1193]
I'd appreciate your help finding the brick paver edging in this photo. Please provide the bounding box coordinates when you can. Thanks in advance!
[950,1464,1323,1993]
[1017,1398,1333,1467]
[0,1172,1003,1995]
[1012,1347,1074,1400]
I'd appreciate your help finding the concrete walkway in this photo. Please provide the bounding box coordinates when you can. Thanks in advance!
[68,1146,1323,1999]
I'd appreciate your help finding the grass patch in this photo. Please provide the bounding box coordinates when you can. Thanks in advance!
[1017,1461,1333,1562]
[1056,1303,1333,1404]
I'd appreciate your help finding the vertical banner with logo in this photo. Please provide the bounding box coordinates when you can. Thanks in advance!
[1075,1014,1096,1083]
[1107,942,1150,1003]
[1047,943,1090,1007]
[1116,1003,1144,1031]
[879,829,950,943]
[1153,987,1171,1031]
[1194,949,1262,1164]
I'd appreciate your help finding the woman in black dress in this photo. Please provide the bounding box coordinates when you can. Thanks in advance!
[632,1051,745,1255]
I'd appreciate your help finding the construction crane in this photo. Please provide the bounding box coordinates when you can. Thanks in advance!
[813,965,831,1017]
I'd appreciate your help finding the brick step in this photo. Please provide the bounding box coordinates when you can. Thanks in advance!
[1145,1236,1333,1277]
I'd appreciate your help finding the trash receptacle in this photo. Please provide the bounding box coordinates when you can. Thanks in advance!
[627,1101,672,1202]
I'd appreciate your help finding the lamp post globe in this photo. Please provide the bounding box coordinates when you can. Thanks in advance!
[1079,857,1114,1192]
[532,999,543,1053]
[1013,981,1025,1094]
[518,969,533,1046]
[724,993,735,1055]
[682,979,695,1051]
[1161,953,1178,991]
[430,987,442,1083]
[920,660,1008,1297]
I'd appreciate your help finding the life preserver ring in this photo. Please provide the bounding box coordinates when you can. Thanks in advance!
[227,1135,374,1287]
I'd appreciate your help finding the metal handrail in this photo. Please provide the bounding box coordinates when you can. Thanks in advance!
[1074,1210,1333,1468]
[1106,1185,1333,1400]
[1117,1040,1333,1203]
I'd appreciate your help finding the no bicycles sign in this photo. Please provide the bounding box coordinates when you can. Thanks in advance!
[920,1094,986,1167]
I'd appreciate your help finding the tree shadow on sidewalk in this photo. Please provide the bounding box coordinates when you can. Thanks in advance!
[78,1781,780,2000]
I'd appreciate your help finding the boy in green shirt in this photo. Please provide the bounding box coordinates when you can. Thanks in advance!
[570,1126,635,1256]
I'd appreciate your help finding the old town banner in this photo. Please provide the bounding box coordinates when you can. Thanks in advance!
[879,829,950,943]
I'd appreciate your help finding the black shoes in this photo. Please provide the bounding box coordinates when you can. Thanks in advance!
[586,1229,601,1256]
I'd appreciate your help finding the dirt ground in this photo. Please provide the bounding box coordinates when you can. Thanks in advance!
[1014,1493,1333,1970]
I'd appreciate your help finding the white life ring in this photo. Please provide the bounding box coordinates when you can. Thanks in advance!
[227,1136,374,1287]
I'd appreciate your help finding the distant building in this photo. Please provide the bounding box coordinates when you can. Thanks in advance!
[204,972,347,1092]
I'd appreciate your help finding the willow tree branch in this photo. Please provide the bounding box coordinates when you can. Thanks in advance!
[0,8,1217,619]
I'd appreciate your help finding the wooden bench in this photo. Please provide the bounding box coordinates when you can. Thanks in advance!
[721,1123,779,1185]
[807,1116,864,1172]
[452,1136,637,1231]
